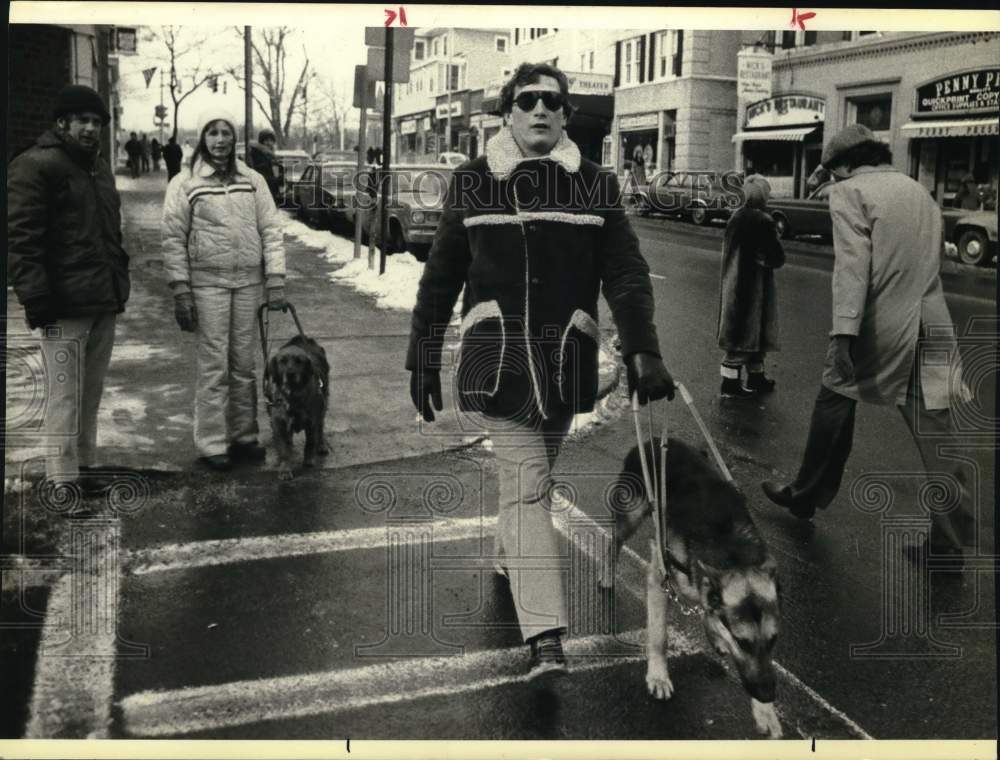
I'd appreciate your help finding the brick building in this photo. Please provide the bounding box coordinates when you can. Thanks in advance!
[7,24,119,163]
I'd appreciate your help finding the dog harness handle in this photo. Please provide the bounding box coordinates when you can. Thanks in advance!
[676,383,736,484]
[258,301,308,407]
[631,391,670,582]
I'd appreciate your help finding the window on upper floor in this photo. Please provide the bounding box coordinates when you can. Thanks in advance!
[414,40,425,60]
[589,51,594,70]
[847,93,893,145]
[433,39,439,56]
[443,34,448,56]
[624,40,634,84]
[496,36,507,53]
[580,52,587,70]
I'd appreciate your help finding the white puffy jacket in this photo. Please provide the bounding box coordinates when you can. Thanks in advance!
[161,158,285,293]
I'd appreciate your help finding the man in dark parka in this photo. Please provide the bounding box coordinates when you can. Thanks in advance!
[407,63,675,679]
[7,85,130,496]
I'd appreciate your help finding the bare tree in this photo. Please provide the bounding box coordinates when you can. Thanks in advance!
[226,27,311,147]
[311,73,353,152]
[146,26,218,141]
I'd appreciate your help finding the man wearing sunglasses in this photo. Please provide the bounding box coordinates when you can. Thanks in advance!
[407,63,675,680]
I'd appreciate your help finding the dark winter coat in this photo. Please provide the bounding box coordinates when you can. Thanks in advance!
[406,127,661,421]
[124,138,142,158]
[163,142,183,172]
[716,206,784,353]
[7,130,130,317]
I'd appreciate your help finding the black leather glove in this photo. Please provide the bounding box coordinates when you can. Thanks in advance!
[174,292,197,332]
[24,298,57,330]
[410,370,443,422]
[830,335,855,384]
[626,352,676,403]
[267,286,288,312]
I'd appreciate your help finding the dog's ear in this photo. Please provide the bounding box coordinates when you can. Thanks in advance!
[697,560,724,610]
[759,556,778,579]
[267,353,282,384]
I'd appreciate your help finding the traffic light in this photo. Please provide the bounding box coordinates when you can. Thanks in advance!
[154,104,168,120]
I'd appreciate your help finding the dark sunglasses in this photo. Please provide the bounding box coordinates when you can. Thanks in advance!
[513,91,566,113]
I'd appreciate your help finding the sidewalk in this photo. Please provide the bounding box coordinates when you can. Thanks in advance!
[4,170,621,483]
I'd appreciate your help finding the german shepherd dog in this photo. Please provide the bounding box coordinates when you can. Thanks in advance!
[600,437,783,738]
[266,335,330,480]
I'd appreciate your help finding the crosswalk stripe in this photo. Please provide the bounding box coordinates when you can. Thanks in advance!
[120,628,661,737]
[126,516,498,576]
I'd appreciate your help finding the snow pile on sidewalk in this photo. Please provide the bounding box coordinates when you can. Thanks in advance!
[283,215,423,312]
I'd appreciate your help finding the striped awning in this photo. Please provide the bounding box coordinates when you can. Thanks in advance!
[731,126,821,143]
[900,118,998,139]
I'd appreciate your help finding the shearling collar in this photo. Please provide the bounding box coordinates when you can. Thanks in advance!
[194,156,254,179]
[484,126,581,179]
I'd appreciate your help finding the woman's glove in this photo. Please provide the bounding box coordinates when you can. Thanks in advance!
[267,286,288,311]
[174,292,197,332]
[410,370,443,422]
[626,352,676,404]
[24,297,57,330]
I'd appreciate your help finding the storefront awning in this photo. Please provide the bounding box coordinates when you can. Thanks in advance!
[731,126,821,143]
[900,118,998,139]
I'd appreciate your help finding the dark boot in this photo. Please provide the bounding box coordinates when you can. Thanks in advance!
[746,371,776,394]
[720,376,757,399]
[229,440,267,462]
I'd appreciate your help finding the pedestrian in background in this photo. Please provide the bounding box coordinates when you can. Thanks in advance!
[140,133,151,173]
[407,62,675,679]
[953,173,979,210]
[717,174,784,399]
[124,131,142,178]
[163,135,183,181]
[161,110,287,471]
[248,128,281,200]
[151,137,162,171]
[7,85,130,496]
[762,124,975,566]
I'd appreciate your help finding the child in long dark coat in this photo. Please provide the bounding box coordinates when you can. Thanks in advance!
[716,175,785,398]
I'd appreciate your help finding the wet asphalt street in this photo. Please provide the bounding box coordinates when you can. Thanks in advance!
[5,183,996,743]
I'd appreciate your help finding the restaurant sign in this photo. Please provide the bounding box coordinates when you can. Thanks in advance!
[916,68,999,116]
[745,95,825,129]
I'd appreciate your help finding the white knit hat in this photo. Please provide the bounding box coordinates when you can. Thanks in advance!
[195,108,238,138]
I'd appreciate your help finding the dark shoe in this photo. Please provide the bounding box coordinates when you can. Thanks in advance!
[746,372,776,394]
[528,631,568,680]
[200,454,233,471]
[720,377,757,400]
[229,441,267,462]
[761,481,815,519]
[902,538,965,570]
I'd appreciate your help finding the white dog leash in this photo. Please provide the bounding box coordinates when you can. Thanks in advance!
[630,382,738,583]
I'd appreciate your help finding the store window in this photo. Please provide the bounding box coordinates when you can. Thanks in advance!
[849,94,892,144]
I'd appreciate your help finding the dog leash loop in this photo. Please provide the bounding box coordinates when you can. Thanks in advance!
[675,382,735,484]
[631,391,670,582]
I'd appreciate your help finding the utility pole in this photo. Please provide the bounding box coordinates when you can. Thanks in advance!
[354,66,368,262]
[445,28,453,154]
[378,26,394,276]
[244,26,253,149]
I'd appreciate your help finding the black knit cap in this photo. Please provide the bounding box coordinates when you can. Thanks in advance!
[53,85,111,125]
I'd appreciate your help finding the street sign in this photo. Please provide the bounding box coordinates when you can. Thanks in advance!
[367,46,410,84]
[112,27,138,55]
[353,65,376,109]
[737,48,772,102]
[364,27,414,49]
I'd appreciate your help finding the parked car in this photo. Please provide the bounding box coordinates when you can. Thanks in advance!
[628,170,743,225]
[347,164,452,262]
[767,182,835,240]
[286,161,361,230]
[438,152,469,168]
[942,209,997,267]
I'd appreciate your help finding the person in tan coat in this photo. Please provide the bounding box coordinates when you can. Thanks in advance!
[761,124,975,566]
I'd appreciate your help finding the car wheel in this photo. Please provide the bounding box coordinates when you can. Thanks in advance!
[957,229,989,266]
[772,213,792,240]
[688,205,708,226]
